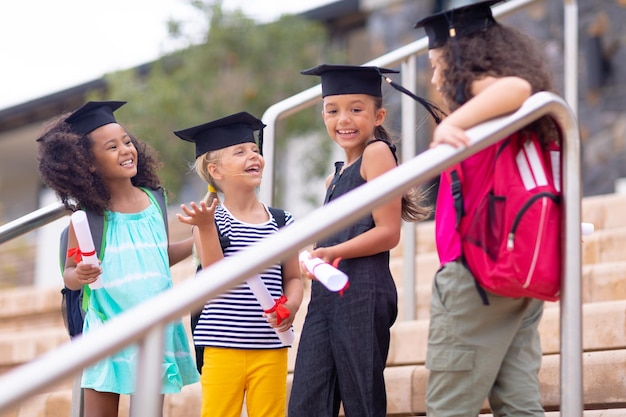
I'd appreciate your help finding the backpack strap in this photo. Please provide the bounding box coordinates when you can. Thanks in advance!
[444,165,465,228]
[214,206,286,252]
[60,187,168,329]
[141,186,169,237]
[444,166,490,305]
[268,207,286,228]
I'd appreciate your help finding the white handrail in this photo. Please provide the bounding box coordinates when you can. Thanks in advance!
[0,92,583,416]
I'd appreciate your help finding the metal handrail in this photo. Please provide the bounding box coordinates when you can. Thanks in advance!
[0,92,582,416]
[259,0,544,202]
[0,202,66,245]
[259,0,577,320]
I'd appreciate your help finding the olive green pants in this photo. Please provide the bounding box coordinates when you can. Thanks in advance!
[426,261,545,417]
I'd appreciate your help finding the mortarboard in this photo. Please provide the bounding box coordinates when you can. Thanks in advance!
[301,63,445,124]
[64,101,126,135]
[300,64,399,98]
[174,111,266,159]
[414,0,503,49]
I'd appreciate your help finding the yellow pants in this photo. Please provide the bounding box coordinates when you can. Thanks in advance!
[200,347,288,417]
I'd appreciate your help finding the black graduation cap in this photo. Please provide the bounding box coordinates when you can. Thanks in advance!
[301,63,445,124]
[64,101,126,135]
[300,64,398,98]
[414,0,503,49]
[174,111,266,159]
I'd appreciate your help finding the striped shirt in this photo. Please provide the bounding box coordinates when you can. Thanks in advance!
[193,203,293,349]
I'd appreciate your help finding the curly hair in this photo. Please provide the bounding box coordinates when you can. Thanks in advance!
[36,113,162,215]
[439,23,560,145]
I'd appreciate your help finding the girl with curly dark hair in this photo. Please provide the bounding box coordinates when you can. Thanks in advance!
[36,101,199,417]
[414,1,556,415]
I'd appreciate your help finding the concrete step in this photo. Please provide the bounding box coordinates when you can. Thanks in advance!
[387,299,626,367]
[390,192,626,263]
[7,384,626,417]
[0,382,202,417]
[285,349,626,416]
[582,192,626,231]
[484,411,626,417]
[391,220,436,256]
[381,349,626,416]
[286,300,626,414]
[391,224,626,286]
[392,258,626,322]
[0,327,70,371]
[0,286,64,333]
[582,227,626,265]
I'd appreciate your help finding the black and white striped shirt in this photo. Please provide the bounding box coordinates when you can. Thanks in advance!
[193,203,293,349]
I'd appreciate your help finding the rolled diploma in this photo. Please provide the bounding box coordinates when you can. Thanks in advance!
[581,222,594,236]
[246,275,295,346]
[70,210,102,289]
[299,250,349,292]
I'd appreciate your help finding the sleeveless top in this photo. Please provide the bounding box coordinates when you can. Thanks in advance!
[313,149,397,305]
[193,203,294,349]
[81,194,199,394]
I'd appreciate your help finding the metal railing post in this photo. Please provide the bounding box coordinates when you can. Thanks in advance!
[132,325,165,417]
[401,56,418,320]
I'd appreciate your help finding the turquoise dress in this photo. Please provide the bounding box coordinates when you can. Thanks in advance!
[81,196,200,394]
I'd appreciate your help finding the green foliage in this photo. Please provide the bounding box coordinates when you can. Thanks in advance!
[102,4,339,201]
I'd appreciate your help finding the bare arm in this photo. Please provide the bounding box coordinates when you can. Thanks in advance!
[311,141,402,263]
[177,199,223,268]
[431,76,532,148]
[168,236,194,266]
[63,223,102,291]
[267,252,304,332]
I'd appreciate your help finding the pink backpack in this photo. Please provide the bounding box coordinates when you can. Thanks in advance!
[447,131,562,302]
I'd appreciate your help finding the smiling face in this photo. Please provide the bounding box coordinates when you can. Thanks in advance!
[209,141,264,190]
[89,123,138,182]
[321,93,385,155]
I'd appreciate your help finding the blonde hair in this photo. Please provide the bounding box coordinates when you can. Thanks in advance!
[193,149,223,204]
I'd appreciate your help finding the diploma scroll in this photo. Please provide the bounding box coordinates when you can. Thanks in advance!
[70,210,102,289]
[299,250,349,292]
[246,275,295,346]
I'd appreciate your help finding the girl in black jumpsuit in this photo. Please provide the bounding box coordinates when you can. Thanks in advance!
[289,64,438,417]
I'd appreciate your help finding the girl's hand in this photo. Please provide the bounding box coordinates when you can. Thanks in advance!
[264,300,296,332]
[75,261,102,285]
[430,122,470,149]
[309,247,337,265]
[177,199,218,228]
[300,247,339,281]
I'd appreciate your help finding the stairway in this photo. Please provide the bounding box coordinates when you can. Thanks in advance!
[1,192,626,416]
